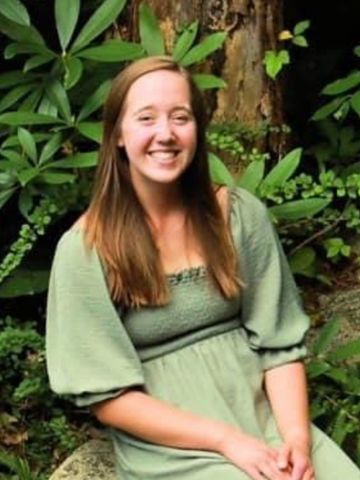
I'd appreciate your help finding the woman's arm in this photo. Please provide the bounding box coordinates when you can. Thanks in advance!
[92,389,226,451]
[264,361,315,480]
[264,361,311,449]
[93,389,291,480]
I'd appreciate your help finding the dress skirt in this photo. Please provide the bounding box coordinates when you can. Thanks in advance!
[110,327,360,479]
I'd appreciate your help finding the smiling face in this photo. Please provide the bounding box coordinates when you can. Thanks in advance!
[117,69,197,194]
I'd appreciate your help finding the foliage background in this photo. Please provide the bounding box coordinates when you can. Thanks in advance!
[0,0,360,478]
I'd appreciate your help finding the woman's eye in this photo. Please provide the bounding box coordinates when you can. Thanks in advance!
[173,115,190,123]
[138,115,154,122]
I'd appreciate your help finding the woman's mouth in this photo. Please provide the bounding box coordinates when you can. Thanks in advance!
[148,150,179,163]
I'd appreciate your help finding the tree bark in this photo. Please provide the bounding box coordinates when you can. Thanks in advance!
[122,0,287,156]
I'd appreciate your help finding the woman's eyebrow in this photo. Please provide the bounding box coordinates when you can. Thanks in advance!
[132,105,192,115]
[133,105,154,115]
[172,106,193,112]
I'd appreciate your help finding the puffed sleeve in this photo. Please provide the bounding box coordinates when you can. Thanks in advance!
[230,187,310,371]
[46,227,145,407]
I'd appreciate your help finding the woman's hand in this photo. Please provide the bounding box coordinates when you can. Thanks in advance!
[277,443,316,480]
[218,427,291,480]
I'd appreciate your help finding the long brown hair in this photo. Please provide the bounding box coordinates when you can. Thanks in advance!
[85,56,241,307]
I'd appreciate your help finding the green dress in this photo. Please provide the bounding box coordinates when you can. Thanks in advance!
[46,187,360,480]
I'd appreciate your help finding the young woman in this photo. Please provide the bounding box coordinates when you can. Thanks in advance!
[46,56,360,480]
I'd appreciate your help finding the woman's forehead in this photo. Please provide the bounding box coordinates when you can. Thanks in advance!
[124,70,192,112]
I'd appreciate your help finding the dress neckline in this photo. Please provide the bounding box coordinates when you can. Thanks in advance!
[166,265,208,285]
[164,186,237,283]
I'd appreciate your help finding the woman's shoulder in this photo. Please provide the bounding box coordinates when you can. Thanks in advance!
[229,186,266,210]
[226,186,268,223]
[53,215,94,266]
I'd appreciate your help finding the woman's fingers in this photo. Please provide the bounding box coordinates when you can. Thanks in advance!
[245,467,265,480]
[301,466,316,480]
[259,461,291,480]
[277,444,291,470]
[290,449,314,480]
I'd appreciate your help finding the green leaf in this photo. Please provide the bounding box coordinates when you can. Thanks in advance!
[78,40,145,62]
[172,21,199,62]
[0,14,45,45]
[0,0,30,26]
[18,188,33,218]
[263,49,290,79]
[39,171,75,184]
[78,80,111,121]
[24,55,53,72]
[71,0,127,53]
[63,56,83,89]
[262,148,302,187]
[0,170,16,185]
[45,80,72,123]
[0,269,50,297]
[38,96,58,117]
[334,101,350,121]
[208,153,235,186]
[306,361,330,379]
[269,198,330,221]
[331,411,348,446]
[19,88,42,112]
[192,74,226,91]
[0,160,14,171]
[0,112,61,125]
[293,35,308,47]
[139,2,165,55]
[322,71,360,96]
[337,125,360,157]
[354,45,360,57]
[18,128,37,163]
[0,83,36,113]
[0,71,36,89]
[55,0,80,52]
[237,160,265,194]
[350,90,360,117]
[341,161,360,177]
[2,133,50,149]
[39,133,63,165]
[0,187,16,211]
[180,32,227,67]
[313,318,342,355]
[77,122,103,143]
[311,96,348,121]
[324,367,348,385]
[1,136,18,148]
[0,149,26,166]
[293,20,310,36]
[18,167,39,186]
[4,41,55,59]
[289,247,316,278]
[46,152,98,169]
[328,338,360,361]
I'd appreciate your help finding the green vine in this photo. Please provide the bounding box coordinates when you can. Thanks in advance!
[0,199,59,284]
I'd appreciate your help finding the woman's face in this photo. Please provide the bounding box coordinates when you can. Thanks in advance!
[118,69,197,193]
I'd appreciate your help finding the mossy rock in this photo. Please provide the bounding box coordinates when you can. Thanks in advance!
[49,440,117,480]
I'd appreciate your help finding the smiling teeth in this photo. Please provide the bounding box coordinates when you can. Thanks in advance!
[149,151,177,160]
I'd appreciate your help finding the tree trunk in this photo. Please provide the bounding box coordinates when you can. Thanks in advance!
[121,0,287,156]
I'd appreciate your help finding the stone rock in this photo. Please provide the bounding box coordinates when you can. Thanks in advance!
[317,287,360,344]
[49,439,117,480]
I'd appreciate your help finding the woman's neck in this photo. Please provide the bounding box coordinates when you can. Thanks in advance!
[133,181,186,224]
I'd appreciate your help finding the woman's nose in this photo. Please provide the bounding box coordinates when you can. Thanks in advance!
[155,118,175,141]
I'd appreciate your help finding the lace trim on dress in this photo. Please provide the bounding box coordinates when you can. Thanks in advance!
[167,265,208,285]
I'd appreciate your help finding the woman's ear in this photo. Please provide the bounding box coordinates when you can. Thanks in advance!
[118,136,124,147]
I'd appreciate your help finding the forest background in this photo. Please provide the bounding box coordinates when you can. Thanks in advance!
[0,0,360,478]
